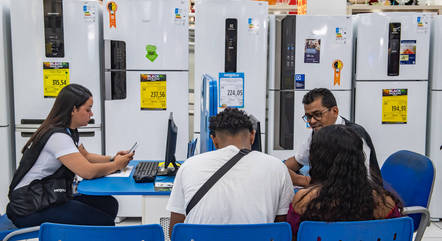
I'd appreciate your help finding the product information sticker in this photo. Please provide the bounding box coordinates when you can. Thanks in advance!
[382,88,408,124]
[174,7,186,25]
[304,39,321,63]
[83,2,96,22]
[335,27,348,44]
[43,62,69,98]
[295,74,305,89]
[400,40,416,65]
[219,72,244,108]
[417,16,429,33]
[248,17,260,34]
[140,74,167,110]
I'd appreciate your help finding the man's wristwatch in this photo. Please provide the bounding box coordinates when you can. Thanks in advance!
[109,156,115,162]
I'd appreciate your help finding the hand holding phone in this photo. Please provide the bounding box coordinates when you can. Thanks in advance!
[129,142,138,153]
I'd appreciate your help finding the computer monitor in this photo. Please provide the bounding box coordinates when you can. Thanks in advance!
[162,112,178,176]
[251,121,262,152]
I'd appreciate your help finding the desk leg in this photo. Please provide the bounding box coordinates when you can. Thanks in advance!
[142,195,170,224]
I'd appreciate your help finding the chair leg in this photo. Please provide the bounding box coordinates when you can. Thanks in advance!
[414,210,430,241]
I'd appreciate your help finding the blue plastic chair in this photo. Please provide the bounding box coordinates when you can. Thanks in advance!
[171,222,292,241]
[38,223,164,241]
[381,150,435,241]
[0,214,39,241]
[297,217,414,241]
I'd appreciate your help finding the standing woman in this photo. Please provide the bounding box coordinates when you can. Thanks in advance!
[7,84,134,228]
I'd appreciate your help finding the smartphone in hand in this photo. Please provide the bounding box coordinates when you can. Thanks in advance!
[129,142,138,153]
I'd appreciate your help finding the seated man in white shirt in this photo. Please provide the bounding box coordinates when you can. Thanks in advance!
[285,88,382,187]
[167,108,294,236]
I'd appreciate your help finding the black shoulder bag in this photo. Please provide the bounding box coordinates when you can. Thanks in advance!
[185,149,251,215]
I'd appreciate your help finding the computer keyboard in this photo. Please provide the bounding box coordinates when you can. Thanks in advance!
[132,161,159,183]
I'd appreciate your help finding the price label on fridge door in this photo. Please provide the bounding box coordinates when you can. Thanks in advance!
[219,72,244,108]
[140,74,167,110]
[382,88,408,124]
[43,62,69,98]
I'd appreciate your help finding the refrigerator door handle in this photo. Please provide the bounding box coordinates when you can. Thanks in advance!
[78,131,95,138]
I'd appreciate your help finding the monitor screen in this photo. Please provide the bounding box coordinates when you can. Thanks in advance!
[164,112,178,173]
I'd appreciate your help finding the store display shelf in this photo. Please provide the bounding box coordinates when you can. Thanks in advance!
[347,4,442,14]
[268,4,298,13]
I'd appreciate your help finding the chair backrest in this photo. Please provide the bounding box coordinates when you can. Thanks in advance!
[39,223,164,241]
[297,217,414,241]
[187,138,198,158]
[171,222,292,241]
[381,150,435,230]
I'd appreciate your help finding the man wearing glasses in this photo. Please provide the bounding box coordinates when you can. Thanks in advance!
[284,88,382,186]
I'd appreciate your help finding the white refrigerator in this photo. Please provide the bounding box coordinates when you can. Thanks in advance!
[428,16,442,220]
[193,0,268,150]
[267,15,353,159]
[102,0,189,219]
[10,0,104,167]
[0,1,13,213]
[354,12,431,166]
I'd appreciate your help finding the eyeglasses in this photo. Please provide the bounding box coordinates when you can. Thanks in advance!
[302,108,330,122]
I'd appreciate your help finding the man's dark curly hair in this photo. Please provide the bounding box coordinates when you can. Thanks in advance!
[209,108,253,137]
[302,88,337,108]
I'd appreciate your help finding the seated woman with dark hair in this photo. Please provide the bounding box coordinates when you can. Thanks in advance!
[287,125,402,239]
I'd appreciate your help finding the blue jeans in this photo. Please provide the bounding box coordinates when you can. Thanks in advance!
[11,195,118,228]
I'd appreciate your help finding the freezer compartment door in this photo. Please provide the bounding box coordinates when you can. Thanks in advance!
[429,91,442,218]
[355,81,428,166]
[355,13,431,81]
[294,90,351,156]
[0,127,13,212]
[105,71,188,160]
[10,0,102,126]
[103,0,188,70]
[15,127,103,168]
[295,16,353,90]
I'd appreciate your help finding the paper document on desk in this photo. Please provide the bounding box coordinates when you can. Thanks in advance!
[106,166,134,177]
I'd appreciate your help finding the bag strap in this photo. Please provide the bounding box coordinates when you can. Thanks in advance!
[185,148,251,215]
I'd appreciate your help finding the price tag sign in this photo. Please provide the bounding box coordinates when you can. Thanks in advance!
[140,74,167,110]
[219,72,244,108]
[382,89,408,124]
[43,62,69,98]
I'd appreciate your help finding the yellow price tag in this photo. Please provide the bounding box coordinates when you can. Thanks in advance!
[382,89,408,124]
[140,74,167,110]
[43,62,69,98]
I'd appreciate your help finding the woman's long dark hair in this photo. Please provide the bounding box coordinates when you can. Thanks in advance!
[22,84,92,153]
[300,125,402,222]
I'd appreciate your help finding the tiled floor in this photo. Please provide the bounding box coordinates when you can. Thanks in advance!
[422,222,442,241]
